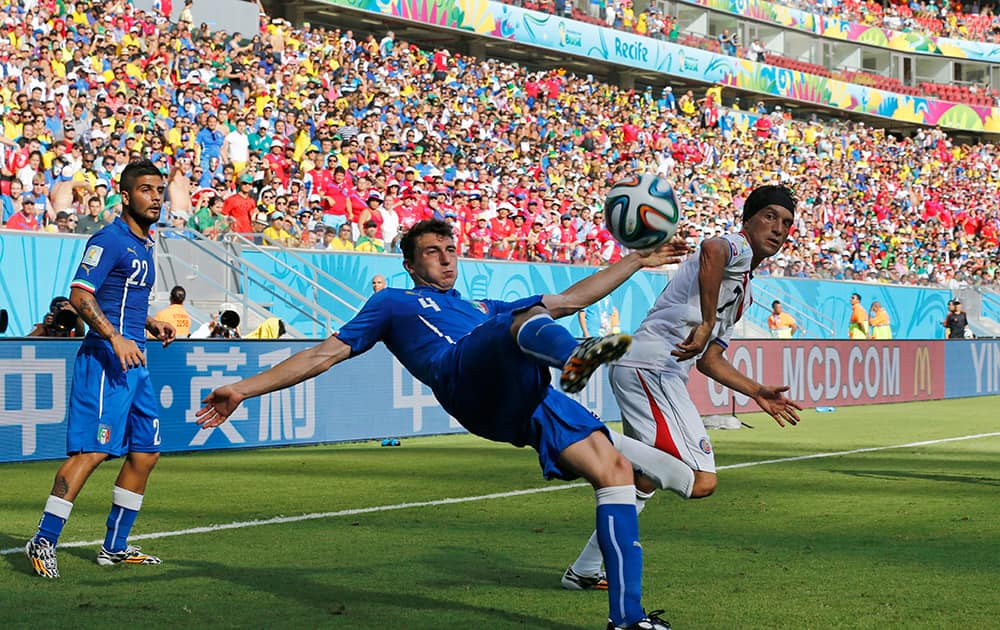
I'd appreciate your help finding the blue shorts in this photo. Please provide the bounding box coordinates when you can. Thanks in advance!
[433,297,608,480]
[66,340,161,457]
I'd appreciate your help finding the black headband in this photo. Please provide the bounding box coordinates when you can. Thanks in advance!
[742,185,796,221]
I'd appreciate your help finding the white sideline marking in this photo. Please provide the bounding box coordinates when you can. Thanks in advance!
[4,431,998,556]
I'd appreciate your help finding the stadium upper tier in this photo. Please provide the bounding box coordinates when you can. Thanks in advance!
[0,0,996,290]
[517,0,999,106]
[768,0,1000,44]
[528,0,1000,46]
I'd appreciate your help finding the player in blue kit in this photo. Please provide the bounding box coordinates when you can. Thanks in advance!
[26,160,176,579]
[197,219,686,630]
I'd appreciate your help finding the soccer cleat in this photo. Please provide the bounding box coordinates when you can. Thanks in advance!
[561,334,632,394]
[561,566,608,590]
[96,545,162,566]
[606,610,672,630]
[25,537,60,579]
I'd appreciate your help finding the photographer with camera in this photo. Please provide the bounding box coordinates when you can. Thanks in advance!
[27,296,85,338]
[191,309,242,339]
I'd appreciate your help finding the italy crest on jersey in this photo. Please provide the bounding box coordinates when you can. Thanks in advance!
[469,301,489,315]
[97,424,112,445]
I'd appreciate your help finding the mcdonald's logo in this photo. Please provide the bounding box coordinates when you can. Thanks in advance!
[913,346,932,396]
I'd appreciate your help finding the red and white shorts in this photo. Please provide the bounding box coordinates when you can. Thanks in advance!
[609,364,716,473]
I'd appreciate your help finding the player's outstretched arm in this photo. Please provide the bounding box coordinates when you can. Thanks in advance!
[696,344,802,427]
[196,335,353,428]
[543,238,690,319]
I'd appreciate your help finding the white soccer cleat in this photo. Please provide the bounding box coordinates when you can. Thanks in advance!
[561,334,632,394]
[97,544,162,566]
[561,566,608,590]
[25,537,60,579]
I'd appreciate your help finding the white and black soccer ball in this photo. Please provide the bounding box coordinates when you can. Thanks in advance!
[604,173,681,250]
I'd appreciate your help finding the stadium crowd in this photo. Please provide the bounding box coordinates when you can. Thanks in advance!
[0,0,996,289]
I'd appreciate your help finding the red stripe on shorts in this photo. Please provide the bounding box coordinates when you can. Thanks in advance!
[635,369,682,460]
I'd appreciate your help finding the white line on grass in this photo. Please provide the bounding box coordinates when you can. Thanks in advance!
[3,431,998,556]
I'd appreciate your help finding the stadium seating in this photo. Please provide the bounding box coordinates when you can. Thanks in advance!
[0,0,995,290]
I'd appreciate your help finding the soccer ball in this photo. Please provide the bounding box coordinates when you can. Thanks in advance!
[603,173,681,250]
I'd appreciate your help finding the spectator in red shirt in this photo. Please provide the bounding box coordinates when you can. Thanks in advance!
[555,213,579,262]
[222,174,257,234]
[5,197,41,231]
[467,214,493,259]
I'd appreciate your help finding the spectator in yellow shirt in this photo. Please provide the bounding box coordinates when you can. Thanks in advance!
[767,300,799,338]
[329,223,355,250]
[354,220,385,253]
[262,212,295,246]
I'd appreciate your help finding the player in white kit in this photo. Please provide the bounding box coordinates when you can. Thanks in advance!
[561,184,804,592]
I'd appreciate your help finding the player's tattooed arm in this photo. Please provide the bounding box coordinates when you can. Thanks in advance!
[70,287,118,340]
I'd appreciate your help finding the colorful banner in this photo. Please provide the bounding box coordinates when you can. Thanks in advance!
[691,0,1000,63]
[315,0,999,132]
[688,339,946,413]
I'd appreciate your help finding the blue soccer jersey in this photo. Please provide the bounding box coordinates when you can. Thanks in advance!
[335,286,536,389]
[70,217,156,347]
[336,286,608,477]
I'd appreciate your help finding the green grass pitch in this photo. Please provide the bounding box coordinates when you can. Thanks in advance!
[1,397,998,629]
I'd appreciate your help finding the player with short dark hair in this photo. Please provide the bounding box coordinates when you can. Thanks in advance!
[197,218,688,630]
[26,159,176,579]
[562,185,803,600]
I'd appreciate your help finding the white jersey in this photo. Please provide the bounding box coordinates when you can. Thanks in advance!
[617,232,753,378]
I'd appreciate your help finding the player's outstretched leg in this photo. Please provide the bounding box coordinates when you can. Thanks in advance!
[561,334,632,394]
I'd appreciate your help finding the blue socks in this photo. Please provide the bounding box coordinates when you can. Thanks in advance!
[596,485,644,627]
[34,495,73,545]
[103,486,144,553]
[516,313,579,368]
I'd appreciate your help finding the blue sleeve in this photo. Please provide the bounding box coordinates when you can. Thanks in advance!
[334,291,393,355]
[70,230,122,294]
[480,294,544,316]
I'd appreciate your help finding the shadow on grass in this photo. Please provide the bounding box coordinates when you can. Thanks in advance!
[835,469,1000,486]
[80,558,586,629]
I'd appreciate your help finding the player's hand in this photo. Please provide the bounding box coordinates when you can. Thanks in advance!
[110,334,146,370]
[671,321,713,361]
[636,235,690,267]
[146,319,177,347]
[196,385,245,428]
[752,385,803,427]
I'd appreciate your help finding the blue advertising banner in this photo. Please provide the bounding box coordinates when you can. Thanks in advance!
[943,339,1000,398]
[0,339,618,463]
